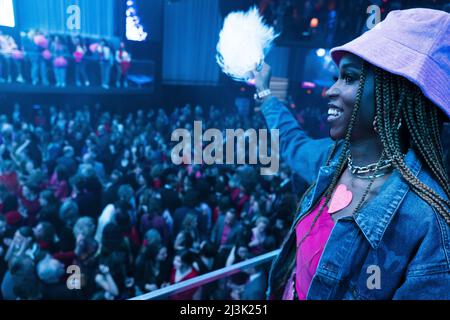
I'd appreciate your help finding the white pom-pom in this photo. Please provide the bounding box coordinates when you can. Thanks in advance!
[216,6,278,82]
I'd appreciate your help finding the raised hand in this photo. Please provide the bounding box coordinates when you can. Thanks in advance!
[252,63,272,93]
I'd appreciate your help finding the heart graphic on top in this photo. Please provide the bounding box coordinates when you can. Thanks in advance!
[328,184,353,214]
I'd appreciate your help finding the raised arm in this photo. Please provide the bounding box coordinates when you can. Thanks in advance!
[253,64,335,185]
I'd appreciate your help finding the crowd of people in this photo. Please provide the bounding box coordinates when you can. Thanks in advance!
[0,101,300,300]
[0,29,132,89]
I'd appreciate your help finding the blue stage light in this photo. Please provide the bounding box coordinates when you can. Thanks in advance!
[316,48,326,57]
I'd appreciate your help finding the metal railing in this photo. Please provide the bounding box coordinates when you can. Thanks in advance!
[129,249,280,301]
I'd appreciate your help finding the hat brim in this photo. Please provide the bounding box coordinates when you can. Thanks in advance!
[331,30,450,120]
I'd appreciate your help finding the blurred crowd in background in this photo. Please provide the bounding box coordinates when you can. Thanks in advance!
[0,29,132,89]
[0,100,304,300]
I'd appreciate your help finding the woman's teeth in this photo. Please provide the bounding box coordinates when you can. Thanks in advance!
[327,107,343,121]
[328,108,343,116]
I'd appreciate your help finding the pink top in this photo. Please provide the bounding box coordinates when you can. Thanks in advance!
[282,197,334,300]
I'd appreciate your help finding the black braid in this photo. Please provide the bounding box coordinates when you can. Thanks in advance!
[374,67,450,224]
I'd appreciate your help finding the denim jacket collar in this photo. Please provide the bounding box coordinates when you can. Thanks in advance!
[353,149,423,249]
[305,145,423,250]
[294,145,423,250]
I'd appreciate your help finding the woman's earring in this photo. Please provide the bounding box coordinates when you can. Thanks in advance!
[397,119,403,130]
[373,119,378,133]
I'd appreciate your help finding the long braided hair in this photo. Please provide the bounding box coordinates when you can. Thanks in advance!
[297,62,450,248]
[374,67,450,223]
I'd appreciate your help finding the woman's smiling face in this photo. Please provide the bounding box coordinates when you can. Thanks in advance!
[326,54,376,141]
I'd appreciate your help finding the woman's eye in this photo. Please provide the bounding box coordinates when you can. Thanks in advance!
[344,75,354,84]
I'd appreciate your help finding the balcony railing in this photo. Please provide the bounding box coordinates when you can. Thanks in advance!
[129,249,280,301]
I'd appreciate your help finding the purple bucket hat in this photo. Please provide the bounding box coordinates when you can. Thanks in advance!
[331,8,450,119]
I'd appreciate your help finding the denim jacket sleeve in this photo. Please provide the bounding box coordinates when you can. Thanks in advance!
[260,96,335,185]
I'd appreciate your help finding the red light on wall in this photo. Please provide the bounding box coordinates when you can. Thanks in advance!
[310,18,319,28]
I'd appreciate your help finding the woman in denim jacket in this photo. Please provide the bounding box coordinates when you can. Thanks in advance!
[254,9,450,299]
